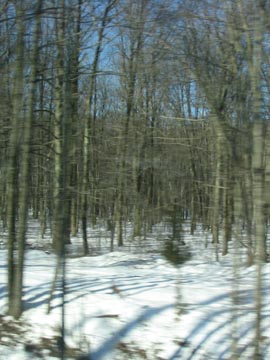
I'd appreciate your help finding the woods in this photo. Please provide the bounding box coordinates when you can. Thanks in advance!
[0,0,270,357]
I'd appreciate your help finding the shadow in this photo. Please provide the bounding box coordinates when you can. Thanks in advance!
[85,304,174,360]
[0,285,7,301]
[167,294,270,360]
[1,250,269,360]
[21,270,174,312]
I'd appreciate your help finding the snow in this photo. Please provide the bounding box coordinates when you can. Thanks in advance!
[0,224,269,359]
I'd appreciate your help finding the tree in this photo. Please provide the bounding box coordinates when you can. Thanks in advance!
[6,0,26,318]
[81,0,117,254]
[6,0,42,319]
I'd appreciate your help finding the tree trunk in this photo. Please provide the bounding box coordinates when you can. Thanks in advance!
[11,0,42,319]
[212,120,223,260]
[81,0,116,254]
[6,1,25,318]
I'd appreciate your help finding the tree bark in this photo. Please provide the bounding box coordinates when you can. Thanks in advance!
[6,0,25,318]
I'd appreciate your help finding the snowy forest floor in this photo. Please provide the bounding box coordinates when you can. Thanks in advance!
[0,221,270,359]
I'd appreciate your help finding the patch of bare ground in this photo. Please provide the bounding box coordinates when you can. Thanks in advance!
[24,336,87,359]
[115,340,190,360]
[0,314,28,346]
[116,341,148,359]
[0,315,87,359]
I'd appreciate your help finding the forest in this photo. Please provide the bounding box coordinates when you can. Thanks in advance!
[0,0,270,359]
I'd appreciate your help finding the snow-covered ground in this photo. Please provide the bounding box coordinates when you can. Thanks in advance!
[0,222,269,359]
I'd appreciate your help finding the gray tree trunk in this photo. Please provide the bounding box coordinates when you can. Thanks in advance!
[6,1,25,318]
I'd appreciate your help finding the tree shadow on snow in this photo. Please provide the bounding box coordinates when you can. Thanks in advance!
[78,303,175,360]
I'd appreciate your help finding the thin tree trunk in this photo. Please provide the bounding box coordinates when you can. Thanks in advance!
[69,0,82,237]
[249,5,266,358]
[81,0,116,254]
[222,157,232,256]
[212,120,223,260]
